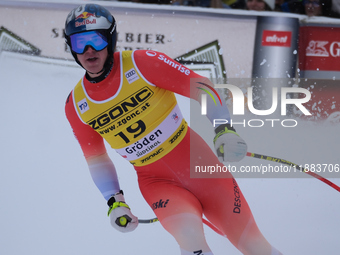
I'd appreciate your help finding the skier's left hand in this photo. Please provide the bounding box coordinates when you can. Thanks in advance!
[107,190,138,233]
[214,124,247,162]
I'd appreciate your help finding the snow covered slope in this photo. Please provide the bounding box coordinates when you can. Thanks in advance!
[0,51,339,255]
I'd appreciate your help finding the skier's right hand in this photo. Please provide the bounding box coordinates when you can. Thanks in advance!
[107,190,138,233]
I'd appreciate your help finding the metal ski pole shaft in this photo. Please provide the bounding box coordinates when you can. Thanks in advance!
[138,218,159,224]
[246,152,340,193]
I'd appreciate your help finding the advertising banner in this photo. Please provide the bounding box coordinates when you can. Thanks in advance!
[299,25,340,77]
[0,1,257,79]
[298,24,340,122]
[251,16,299,111]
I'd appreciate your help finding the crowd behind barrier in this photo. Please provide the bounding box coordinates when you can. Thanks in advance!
[113,0,340,18]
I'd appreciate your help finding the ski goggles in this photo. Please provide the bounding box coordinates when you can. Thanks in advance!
[70,30,108,54]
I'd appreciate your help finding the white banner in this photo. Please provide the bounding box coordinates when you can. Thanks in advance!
[0,1,258,78]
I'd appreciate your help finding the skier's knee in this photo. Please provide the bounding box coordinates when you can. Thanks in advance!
[161,213,211,252]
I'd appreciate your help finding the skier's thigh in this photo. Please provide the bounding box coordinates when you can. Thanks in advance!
[140,181,203,221]
[140,182,211,250]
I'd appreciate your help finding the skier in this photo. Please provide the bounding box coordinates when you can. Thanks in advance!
[64,4,282,255]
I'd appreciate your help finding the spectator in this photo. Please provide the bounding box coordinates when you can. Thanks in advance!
[281,0,305,14]
[218,0,246,9]
[302,0,336,17]
[328,0,340,18]
[304,0,322,16]
[274,0,285,11]
[332,0,340,16]
[172,0,245,9]
[246,0,275,10]
[173,0,215,7]
[281,0,333,16]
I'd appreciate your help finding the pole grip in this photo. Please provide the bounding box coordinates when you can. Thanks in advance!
[115,215,131,227]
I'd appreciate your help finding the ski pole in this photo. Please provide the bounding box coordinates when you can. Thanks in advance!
[246,152,340,193]
[138,217,159,224]
[118,216,225,236]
